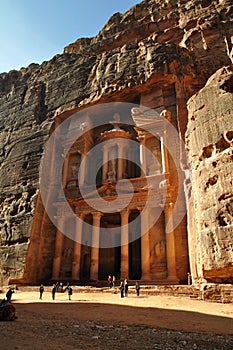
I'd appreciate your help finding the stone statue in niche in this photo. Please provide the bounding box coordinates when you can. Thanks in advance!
[154,240,166,262]
[63,247,73,263]
[70,157,81,178]
[107,160,116,183]
[71,164,79,178]
[67,161,80,189]
[110,113,121,130]
[147,147,161,175]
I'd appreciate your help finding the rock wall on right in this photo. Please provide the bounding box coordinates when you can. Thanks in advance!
[185,66,233,283]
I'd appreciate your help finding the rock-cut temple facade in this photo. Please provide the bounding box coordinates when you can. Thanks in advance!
[23,104,189,285]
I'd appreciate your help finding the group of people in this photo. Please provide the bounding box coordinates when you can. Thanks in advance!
[2,279,141,304]
[107,275,141,297]
[39,282,73,301]
[119,279,140,298]
[107,275,116,288]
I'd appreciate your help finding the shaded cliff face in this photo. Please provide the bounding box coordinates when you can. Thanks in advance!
[0,0,232,285]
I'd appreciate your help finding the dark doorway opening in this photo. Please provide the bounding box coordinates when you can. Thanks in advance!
[98,213,121,280]
[80,214,92,281]
[129,211,141,280]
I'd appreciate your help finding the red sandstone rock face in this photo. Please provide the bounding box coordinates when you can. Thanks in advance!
[186,65,233,283]
[0,0,232,286]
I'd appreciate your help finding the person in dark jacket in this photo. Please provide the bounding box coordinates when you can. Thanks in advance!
[51,284,56,300]
[68,286,73,300]
[6,287,14,302]
[135,281,140,296]
[39,284,44,300]
[119,281,124,298]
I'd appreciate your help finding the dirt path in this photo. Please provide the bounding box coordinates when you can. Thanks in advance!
[1,288,233,350]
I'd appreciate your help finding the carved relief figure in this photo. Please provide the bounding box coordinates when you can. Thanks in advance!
[107,160,116,183]
[147,147,162,175]
[154,240,166,262]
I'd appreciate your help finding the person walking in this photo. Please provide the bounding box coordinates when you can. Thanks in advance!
[135,281,140,296]
[51,284,56,300]
[39,284,44,300]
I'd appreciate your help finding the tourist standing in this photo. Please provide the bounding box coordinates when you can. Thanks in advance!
[107,275,113,288]
[135,281,140,296]
[68,286,73,300]
[112,275,116,288]
[124,279,128,297]
[119,281,124,298]
[39,284,44,300]
[51,284,56,300]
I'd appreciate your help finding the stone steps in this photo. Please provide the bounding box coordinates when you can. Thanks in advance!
[202,284,233,303]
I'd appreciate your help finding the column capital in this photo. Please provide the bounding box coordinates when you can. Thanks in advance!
[77,212,85,220]
[92,211,103,227]
[102,142,110,151]
[137,134,147,143]
[137,206,144,212]
[120,208,130,217]
[92,211,103,219]
[165,201,174,207]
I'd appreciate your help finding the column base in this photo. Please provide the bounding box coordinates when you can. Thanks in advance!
[120,273,129,280]
[167,276,179,284]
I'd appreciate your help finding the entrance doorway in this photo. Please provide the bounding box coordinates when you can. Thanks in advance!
[98,213,121,280]
[129,211,141,280]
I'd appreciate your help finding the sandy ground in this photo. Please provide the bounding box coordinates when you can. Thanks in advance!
[1,287,233,350]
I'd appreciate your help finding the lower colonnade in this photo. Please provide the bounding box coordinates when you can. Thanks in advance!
[51,205,179,284]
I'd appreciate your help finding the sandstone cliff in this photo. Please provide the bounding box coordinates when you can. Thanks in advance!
[186,65,233,283]
[0,0,232,286]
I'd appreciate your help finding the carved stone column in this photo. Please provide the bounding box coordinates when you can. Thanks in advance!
[140,208,151,280]
[72,213,85,280]
[164,202,178,282]
[62,154,70,188]
[52,219,65,280]
[90,212,102,280]
[102,144,109,182]
[118,144,124,180]
[139,134,147,176]
[160,132,169,174]
[120,209,130,279]
[79,152,87,186]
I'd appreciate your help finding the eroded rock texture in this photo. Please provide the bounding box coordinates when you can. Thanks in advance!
[0,0,232,286]
[186,65,233,283]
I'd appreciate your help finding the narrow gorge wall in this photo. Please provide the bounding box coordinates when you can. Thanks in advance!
[0,0,232,285]
[186,66,233,283]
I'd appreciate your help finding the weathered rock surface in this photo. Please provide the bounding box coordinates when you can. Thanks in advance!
[0,0,232,288]
[185,65,233,283]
